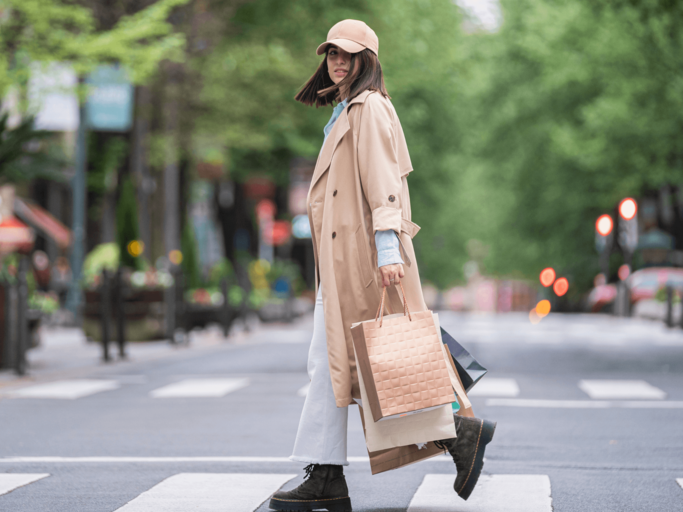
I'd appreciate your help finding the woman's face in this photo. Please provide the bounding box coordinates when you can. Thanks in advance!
[326,45,352,85]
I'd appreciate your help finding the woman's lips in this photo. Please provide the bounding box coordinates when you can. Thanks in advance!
[335,70,347,75]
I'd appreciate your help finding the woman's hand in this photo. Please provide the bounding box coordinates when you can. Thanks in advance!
[379,263,405,287]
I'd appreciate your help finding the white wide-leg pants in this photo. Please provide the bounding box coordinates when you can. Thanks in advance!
[290,285,349,466]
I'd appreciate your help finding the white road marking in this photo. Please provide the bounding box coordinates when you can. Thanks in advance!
[486,399,683,408]
[113,473,295,512]
[150,378,249,398]
[677,478,683,490]
[468,378,520,397]
[103,375,148,384]
[7,379,119,399]
[579,380,666,400]
[0,455,451,463]
[407,474,552,512]
[297,383,310,397]
[0,473,49,496]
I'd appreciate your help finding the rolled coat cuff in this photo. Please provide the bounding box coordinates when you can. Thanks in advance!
[372,206,402,234]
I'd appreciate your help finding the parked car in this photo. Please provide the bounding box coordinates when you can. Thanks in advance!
[627,267,683,302]
[587,267,683,313]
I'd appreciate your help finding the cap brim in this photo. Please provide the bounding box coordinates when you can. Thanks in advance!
[316,38,365,56]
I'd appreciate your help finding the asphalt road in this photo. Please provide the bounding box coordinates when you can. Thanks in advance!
[1,312,682,512]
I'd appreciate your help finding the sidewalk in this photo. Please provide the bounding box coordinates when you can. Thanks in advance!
[0,311,314,391]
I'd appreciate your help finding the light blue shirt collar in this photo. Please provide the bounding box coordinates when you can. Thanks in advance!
[322,98,349,145]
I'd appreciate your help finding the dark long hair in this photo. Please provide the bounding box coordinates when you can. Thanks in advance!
[295,48,390,107]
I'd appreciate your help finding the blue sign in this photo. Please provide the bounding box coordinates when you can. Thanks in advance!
[86,65,134,131]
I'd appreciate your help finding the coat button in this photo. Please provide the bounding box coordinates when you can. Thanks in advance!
[333,190,338,197]
[388,195,395,202]
[332,232,337,239]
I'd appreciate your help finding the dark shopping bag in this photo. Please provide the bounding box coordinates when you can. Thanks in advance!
[440,327,487,392]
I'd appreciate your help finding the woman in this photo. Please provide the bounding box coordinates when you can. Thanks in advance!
[269,19,495,512]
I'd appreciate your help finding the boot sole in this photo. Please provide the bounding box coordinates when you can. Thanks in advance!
[456,419,497,501]
[268,496,352,512]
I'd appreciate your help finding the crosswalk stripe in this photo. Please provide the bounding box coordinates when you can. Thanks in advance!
[677,478,683,490]
[579,379,666,400]
[7,380,119,399]
[468,378,520,397]
[407,474,552,511]
[150,378,249,398]
[0,455,438,463]
[0,473,49,496]
[113,473,295,512]
[486,399,683,408]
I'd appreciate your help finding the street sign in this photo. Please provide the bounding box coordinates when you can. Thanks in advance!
[28,62,79,131]
[85,65,134,132]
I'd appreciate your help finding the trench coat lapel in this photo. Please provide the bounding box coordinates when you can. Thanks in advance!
[310,109,350,189]
[309,90,374,190]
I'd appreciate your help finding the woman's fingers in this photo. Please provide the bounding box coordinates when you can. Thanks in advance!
[379,264,405,286]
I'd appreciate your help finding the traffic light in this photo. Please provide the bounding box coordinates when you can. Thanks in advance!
[617,198,638,258]
[553,277,569,297]
[619,198,637,221]
[595,214,613,254]
[539,267,556,287]
[595,214,613,280]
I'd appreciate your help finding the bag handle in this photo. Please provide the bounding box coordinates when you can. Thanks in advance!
[374,282,412,327]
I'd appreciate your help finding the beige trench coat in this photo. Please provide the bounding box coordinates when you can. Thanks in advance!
[306,89,428,408]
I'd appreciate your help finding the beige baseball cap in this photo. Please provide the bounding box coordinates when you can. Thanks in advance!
[316,19,379,57]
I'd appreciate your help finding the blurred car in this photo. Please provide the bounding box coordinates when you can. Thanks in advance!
[587,266,683,313]
[627,267,683,302]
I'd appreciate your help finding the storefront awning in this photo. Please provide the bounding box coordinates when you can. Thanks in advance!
[13,197,72,249]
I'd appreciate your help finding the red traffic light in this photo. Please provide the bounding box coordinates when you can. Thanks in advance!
[540,267,556,287]
[619,198,637,221]
[596,214,613,236]
[553,277,569,297]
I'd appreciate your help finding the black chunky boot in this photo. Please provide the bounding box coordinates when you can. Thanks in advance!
[269,463,352,512]
[435,414,497,501]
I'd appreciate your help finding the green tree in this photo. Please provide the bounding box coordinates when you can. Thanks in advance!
[0,0,190,97]
[181,218,201,289]
[116,175,142,269]
[443,0,683,293]
[0,112,65,183]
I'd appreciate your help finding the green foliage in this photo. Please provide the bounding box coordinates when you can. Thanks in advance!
[0,113,66,184]
[28,290,60,313]
[115,175,142,269]
[87,136,128,195]
[207,257,234,287]
[438,0,683,291]
[180,218,201,289]
[0,0,190,97]
[80,242,119,288]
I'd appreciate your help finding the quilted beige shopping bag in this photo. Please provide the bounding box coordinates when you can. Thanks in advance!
[350,284,456,423]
